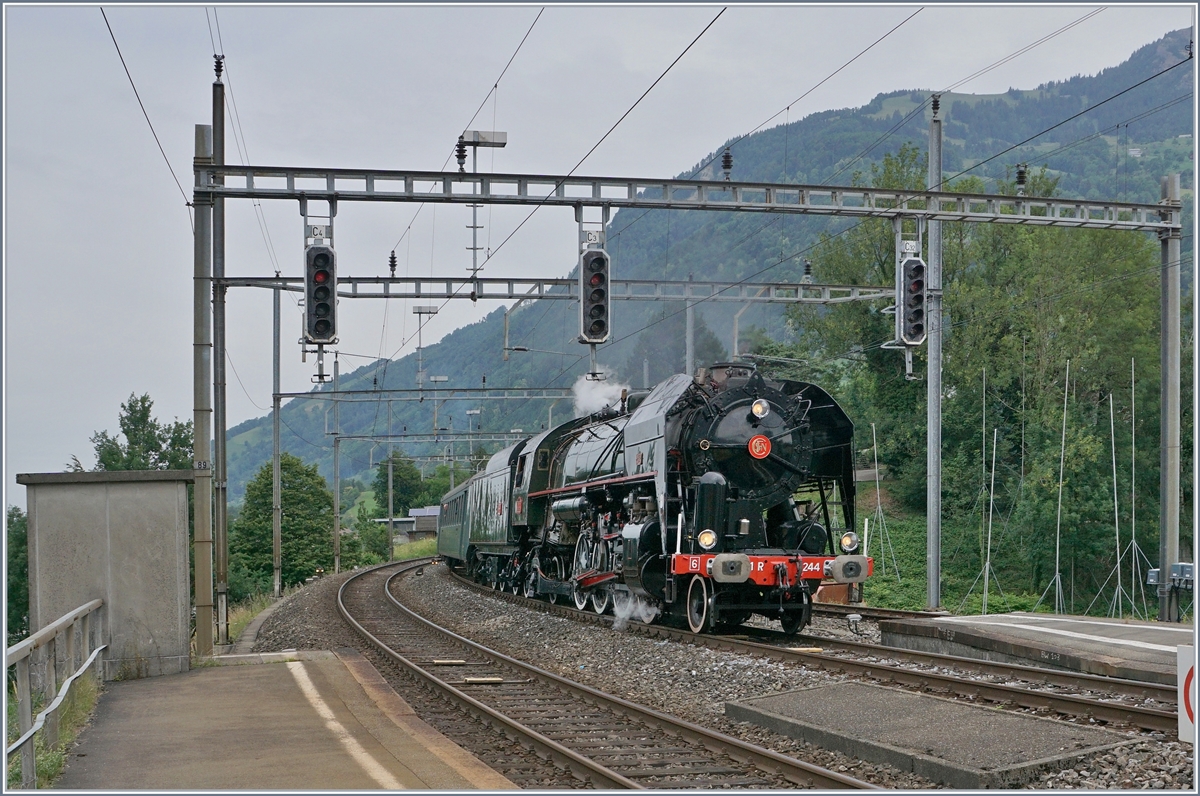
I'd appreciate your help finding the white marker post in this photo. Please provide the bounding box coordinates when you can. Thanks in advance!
[1179,646,1195,743]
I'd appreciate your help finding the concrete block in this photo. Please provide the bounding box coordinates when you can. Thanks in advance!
[726,681,1131,788]
[19,470,194,680]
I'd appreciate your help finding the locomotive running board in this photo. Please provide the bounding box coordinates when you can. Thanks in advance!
[574,570,618,590]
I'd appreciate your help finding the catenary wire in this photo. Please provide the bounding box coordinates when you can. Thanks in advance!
[209,9,285,276]
[99,8,192,230]
[382,23,1189,451]
[226,350,268,412]
[530,55,1194,391]
[469,7,727,273]
[388,7,545,252]
[690,7,923,183]
[501,70,1195,427]
[367,7,547,443]
[823,7,1107,185]
[935,55,1193,189]
[378,7,727,367]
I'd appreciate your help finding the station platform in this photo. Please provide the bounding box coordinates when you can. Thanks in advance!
[53,648,515,790]
[880,612,1194,685]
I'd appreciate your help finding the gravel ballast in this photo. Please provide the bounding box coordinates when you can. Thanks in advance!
[253,562,1194,790]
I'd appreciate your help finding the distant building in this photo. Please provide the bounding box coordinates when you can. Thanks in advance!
[373,505,440,544]
[408,506,441,540]
[1127,148,1143,158]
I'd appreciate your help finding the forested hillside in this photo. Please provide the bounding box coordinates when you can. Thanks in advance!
[226,27,1193,605]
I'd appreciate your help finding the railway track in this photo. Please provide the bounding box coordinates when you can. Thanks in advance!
[445,565,1177,733]
[338,560,877,790]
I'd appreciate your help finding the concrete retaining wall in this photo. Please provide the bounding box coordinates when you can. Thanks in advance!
[18,470,194,680]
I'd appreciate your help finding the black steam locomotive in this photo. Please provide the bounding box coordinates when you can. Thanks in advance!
[437,362,871,634]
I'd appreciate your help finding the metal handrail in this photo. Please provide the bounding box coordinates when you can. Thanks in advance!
[6,600,101,663]
[6,645,107,757]
[5,600,104,789]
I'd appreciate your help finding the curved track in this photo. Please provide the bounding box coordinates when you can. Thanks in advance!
[339,560,877,790]
[447,565,1177,733]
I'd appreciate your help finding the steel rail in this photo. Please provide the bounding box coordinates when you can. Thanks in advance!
[382,564,877,790]
[447,567,1177,731]
[338,560,643,789]
[344,559,875,789]
[775,629,1177,704]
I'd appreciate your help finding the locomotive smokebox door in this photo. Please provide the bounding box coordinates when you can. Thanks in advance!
[711,553,750,583]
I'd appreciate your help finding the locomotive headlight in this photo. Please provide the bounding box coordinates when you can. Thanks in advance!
[839,531,860,554]
[698,529,718,550]
[751,399,771,419]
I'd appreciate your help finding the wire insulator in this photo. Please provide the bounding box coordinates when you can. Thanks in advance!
[722,147,733,181]
[214,55,224,80]
[931,93,940,117]
[1016,163,1027,196]
[455,136,468,173]
[388,250,398,277]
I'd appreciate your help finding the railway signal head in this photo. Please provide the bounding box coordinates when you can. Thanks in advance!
[579,249,610,344]
[305,244,337,344]
[897,256,927,346]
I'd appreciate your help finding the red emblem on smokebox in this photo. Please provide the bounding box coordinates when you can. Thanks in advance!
[748,435,771,459]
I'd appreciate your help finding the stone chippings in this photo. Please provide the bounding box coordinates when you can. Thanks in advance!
[254,565,1194,790]
[252,571,588,789]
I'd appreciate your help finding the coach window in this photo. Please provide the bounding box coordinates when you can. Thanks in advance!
[515,455,528,488]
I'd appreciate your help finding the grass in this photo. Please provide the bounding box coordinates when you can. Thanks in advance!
[227,591,279,645]
[392,537,438,561]
[6,670,100,788]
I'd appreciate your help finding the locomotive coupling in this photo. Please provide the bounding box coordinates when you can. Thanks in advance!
[824,555,870,583]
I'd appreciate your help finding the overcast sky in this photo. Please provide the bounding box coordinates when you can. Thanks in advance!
[3,3,1194,508]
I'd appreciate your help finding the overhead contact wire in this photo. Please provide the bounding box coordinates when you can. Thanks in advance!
[100,8,192,230]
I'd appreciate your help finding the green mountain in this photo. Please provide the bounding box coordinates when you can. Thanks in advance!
[226,28,1193,504]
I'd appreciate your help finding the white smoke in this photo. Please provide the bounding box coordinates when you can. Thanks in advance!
[572,368,630,417]
[612,592,661,631]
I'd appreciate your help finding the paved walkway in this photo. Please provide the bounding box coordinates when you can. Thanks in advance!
[54,648,514,790]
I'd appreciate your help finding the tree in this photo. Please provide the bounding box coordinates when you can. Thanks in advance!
[372,452,428,519]
[79,393,193,471]
[230,453,335,590]
[355,504,390,563]
[7,506,29,645]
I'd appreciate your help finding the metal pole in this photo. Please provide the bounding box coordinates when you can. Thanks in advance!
[926,97,943,610]
[1110,393,1123,618]
[1054,360,1070,614]
[1158,173,1181,621]
[332,356,341,574]
[212,70,229,647]
[685,275,695,376]
[643,358,650,390]
[192,124,214,657]
[272,280,282,597]
[983,428,997,615]
[471,146,480,278]
[388,402,394,562]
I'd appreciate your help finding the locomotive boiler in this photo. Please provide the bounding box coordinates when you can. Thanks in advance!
[437,362,871,634]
